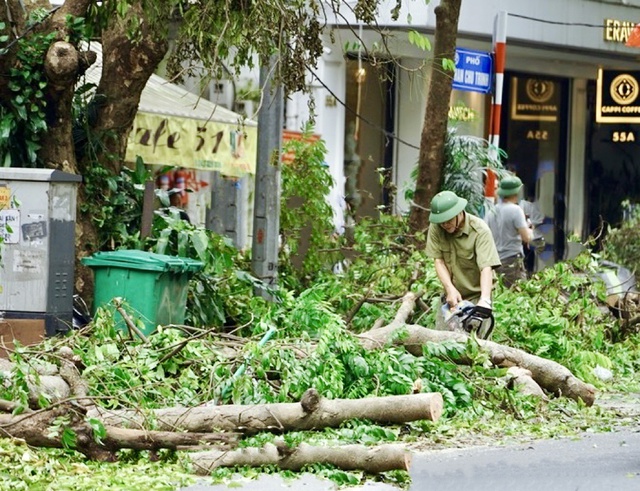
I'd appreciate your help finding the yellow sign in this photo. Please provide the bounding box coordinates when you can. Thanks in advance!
[510,77,559,122]
[604,18,637,44]
[126,112,257,176]
[596,68,640,123]
[0,186,10,210]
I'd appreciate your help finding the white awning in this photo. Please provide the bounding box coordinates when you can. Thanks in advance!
[81,43,257,176]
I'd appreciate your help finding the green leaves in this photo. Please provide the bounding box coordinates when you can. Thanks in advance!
[278,124,343,291]
[442,57,456,72]
[88,418,107,444]
[408,30,432,52]
[47,417,77,450]
[4,208,638,490]
[0,18,56,167]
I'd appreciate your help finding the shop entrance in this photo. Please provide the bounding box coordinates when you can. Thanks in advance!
[501,72,569,270]
[585,80,640,242]
[343,58,395,223]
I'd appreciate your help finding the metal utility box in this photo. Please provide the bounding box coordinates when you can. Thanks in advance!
[0,169,81,336]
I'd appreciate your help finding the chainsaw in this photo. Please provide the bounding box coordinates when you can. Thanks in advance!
[441,300,495,339]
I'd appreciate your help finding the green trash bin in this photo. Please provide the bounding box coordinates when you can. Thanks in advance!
[82,250,204,335]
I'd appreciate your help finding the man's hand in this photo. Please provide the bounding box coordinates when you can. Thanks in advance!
[445,288,463,308]
[477,297,492,310]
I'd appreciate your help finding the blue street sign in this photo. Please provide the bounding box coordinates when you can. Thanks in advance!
[452,47,493,94]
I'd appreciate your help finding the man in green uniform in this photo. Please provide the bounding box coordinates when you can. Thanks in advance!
[425,191,501,329]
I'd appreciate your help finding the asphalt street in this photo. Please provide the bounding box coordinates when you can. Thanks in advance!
[411,427,640,491]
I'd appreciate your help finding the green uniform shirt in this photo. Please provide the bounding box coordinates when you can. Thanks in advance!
[425,212,501,300]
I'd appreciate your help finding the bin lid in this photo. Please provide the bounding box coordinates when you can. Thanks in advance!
[81,250,204,273]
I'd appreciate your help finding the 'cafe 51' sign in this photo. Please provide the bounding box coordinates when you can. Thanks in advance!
[126,112,258,177]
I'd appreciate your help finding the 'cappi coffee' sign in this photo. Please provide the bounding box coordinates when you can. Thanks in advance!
[596,68,640,123]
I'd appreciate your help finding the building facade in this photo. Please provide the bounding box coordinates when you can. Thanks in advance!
[284,0,640,269]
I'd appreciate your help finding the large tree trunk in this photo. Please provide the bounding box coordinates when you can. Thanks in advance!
[189,441,411,474]
[89,5,169,175]
[357,292,596,406]
[408,0,462,236]
[0,1,170,299]
[91,388,444,433]
[74,5,170,298]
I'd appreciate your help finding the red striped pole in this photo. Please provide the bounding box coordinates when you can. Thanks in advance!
[486,10,508,200]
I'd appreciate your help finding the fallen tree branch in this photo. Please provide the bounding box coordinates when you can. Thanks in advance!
[90,388,443,433]
[0,402,238,461]
[358,322,596,406]
[102,426,238,451]
[189,440,411,474]
[113,299,148,343]
[0,398,29,414]
[57,347,93,409]
[505,367,547,399]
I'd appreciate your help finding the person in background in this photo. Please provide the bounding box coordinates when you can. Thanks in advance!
[520,196,545,277]
[485,175,532,287]
[425,190,501,330]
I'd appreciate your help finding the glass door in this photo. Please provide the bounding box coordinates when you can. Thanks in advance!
[501,73,569,271]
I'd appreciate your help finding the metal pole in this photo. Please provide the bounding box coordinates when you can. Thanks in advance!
[140,180,155,239]
[486,10,508,199]
[251,57,283,300]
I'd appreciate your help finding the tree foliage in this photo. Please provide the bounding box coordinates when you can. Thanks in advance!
[602,200,640,274]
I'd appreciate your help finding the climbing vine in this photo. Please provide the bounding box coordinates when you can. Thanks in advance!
[0,19,53,167]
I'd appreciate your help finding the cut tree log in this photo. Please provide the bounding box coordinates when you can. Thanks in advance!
[189,440,411,474]
[357,292,596,407]
[90,388,443,433]
[505,367,547,399]
[0,358,70,407]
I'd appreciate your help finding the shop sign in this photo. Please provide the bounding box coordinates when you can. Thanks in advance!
[603,18,637,44]
[596,68,640,123]
[126,112,258,177]
[510,77,559,122]
[452,47,493,94]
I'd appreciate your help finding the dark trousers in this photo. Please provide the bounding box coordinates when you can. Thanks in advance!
[497,254,526,287]
[524,244,535,277]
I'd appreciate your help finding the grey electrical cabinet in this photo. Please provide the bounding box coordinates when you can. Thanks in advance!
[0,169,81,336]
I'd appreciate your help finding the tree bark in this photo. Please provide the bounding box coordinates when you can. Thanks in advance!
[0,357,71,407]
[36,0,95,171]
[89,5,169,175]
[0,403,237,461]
[189,440,411,474]
[408,0,462,236]
[90,388,443,433]
[505,367,547,399]
[74,5,170,299]
[43,41,82,170]
[357,292,596,406]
